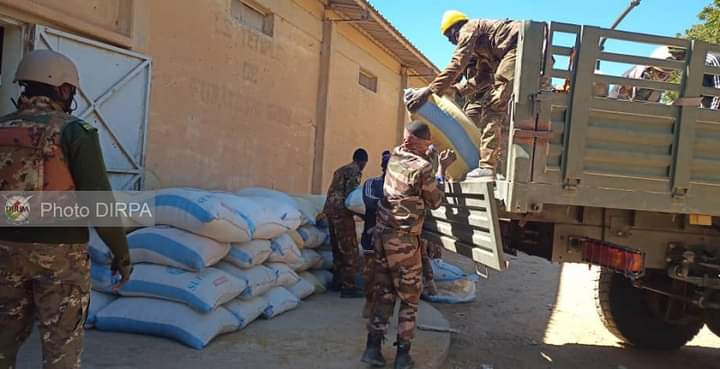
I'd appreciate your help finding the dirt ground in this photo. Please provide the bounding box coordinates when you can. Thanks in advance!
[435,252,720,369]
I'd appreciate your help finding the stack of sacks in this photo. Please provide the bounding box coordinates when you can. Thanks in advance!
[89,188,337,349]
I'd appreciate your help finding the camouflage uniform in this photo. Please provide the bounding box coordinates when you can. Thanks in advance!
[323,162,362,290]
[0,242,89,369]
[429,19,521,170]
[367,146,443,341]
[0,96,129,369]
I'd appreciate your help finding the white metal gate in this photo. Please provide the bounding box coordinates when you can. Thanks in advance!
[32,25,151,190]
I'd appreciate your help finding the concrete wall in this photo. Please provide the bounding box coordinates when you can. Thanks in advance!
[0,0,428,194]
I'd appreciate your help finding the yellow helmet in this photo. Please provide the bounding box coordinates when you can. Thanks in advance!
[440,10,468,35]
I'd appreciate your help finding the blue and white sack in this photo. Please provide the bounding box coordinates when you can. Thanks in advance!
[296,249,323,272]
[262,287,300,319]
[424,259,479,304]
[85,290,117,328]
[297,225,327,249]
[96,297,238,350]
[88,228,113,265]
[268,233,302,265]
[318,250,334,270]
[119,264,246,312]
[127,226,231,271]
[237,187,313,226]
[153,188,255,243]
[288,277,315,299]
[228,192,302,240]
[224,296,269,329]
[215,262,276,298]
[90,262,119,292]
[266,263,300,287]
[224,240,272,269]
[310,270,334,288]
[299,271,327,294]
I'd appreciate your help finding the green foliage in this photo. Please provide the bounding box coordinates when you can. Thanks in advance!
[685,0,720,43]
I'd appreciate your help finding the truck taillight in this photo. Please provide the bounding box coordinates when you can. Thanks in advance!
[576,238,645,276]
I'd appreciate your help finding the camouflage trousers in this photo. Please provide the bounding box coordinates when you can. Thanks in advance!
[465,49,516,170]
[366,229,423,341]
[328,213,360,290]
[0,242,90,369]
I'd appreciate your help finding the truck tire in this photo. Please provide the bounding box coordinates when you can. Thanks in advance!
[595,269,703,350]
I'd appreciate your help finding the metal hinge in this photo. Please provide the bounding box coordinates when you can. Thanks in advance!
[672,186,688,199]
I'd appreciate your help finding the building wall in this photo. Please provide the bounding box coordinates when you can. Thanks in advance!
[0,0,427,194]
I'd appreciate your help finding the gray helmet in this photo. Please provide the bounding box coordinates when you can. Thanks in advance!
[14,50,79,88]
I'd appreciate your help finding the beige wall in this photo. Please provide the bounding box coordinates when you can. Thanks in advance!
[0,0,430,194]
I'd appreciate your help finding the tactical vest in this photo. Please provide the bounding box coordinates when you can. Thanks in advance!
[0,111,76,191]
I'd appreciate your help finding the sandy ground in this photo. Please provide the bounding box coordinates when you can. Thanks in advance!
[435,252,720,369]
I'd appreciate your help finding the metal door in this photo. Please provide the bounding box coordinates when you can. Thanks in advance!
[32,25,151,190]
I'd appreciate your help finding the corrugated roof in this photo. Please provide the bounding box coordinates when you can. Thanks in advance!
[328,0,439,82]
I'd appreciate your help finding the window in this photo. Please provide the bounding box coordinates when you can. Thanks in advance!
[358,68,377,93]
[232,0,274,37]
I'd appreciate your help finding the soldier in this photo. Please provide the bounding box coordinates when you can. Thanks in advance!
[0,50,131,369]
[323,148,368,298]
[361,122,456,369]
[406,10,521,179]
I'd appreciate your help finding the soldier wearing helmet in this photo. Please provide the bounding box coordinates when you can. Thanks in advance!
[0,50,131,369]
[406,10,521,178]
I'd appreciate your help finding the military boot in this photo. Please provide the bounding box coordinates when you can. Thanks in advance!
[360,332,386,367]
[394,340,414,369]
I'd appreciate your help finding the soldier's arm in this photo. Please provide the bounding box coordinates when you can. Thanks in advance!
[428,27,478,96]
[419,164,444,210]
[62,122,131,272]
[344,168,362,198]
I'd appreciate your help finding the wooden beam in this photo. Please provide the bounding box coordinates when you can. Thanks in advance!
[311,16,334,194]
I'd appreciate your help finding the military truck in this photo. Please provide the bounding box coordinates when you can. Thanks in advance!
[424,21,720,349]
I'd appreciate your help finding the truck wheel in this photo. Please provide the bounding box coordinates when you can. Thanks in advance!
[595,269,703,350]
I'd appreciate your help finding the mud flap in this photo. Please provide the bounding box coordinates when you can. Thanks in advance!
[423,179,507,272]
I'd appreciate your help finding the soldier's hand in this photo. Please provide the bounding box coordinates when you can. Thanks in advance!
[439,149,457,167]
[111,258,133,292]
[406,87,432,112]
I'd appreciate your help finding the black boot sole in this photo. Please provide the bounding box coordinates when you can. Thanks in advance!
[361,356,386,367]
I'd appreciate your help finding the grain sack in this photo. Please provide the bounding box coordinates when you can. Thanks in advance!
[406,89,482,179]
[296,225,327,249]
[266,263,300,287]
[119,264,246,313]
[296,249,323,272]
[88,228,113,265]
[431,259,480,282]
[262,287,300,319]
[344,186,365,215]
[237,187,314,225]
[226,192,302,240]
[288,277,315,299]
[127,226,231,271]
[318,250,334,270]
[154,188,254,242]
[96,297,238,350]
[311,270,334,288]
[268,233,302,265]
[287,230,305,249]
[298,271,327,294]
[291,196,320,225]
[91,262,119,292]
[224,296,269,329]
[423,279,477,304]
[85,290,117,328]
[216,262,276,298]
[224,240,272,268]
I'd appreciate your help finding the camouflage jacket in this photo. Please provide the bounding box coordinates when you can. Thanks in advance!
[323,161,362,216]
[376,147,443,235]
[430,19,521,97]
[0,96,130,270]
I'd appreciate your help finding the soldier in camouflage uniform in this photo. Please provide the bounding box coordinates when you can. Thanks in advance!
[0,50,131,369]
[361,122,456,369]
[323,148,368,298]
[407,10,521,178]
